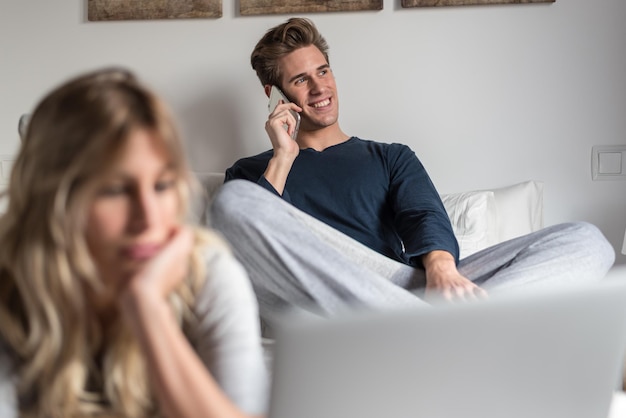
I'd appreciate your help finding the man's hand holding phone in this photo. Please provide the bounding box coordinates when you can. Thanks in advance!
[268,85,301,141]
[263,85,302,195]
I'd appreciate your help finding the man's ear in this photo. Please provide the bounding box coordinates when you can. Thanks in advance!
[264,84,272,98]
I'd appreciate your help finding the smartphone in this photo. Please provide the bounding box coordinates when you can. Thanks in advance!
[268,85,301,140]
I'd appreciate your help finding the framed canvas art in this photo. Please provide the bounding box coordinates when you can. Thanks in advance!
[88,0,222,21]
[402,0,554,7]
[240,0,382,16]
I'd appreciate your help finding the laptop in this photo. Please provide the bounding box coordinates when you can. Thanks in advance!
[268,267,626,418]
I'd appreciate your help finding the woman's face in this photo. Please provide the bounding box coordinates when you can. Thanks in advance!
[85,129,180,303]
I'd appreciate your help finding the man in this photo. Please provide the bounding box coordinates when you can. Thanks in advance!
[211,17,614,321]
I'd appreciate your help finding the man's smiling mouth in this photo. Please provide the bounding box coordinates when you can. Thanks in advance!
[312,98,331,108]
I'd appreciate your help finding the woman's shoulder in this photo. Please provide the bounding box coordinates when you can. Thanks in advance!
[194,228,242,277]
[191,227,256,305]
[193,227,232,258]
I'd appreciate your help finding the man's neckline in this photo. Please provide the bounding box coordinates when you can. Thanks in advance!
[299,136,355,153]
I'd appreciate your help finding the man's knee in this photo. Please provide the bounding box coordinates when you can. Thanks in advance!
[210,180,258,226]
[559,221,615,270]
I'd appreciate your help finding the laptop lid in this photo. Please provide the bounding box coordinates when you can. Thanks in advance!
[268,270,626,418]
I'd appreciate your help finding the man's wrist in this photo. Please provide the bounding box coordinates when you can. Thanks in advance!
[422,250,456,272]
[263,155,295,195]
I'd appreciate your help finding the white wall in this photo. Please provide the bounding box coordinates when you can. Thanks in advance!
[1,0,625,263]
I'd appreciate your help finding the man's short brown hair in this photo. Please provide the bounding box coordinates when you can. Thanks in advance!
[251,17,330,88]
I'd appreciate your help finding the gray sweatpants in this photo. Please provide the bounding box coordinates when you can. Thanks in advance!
[210,180,615,321]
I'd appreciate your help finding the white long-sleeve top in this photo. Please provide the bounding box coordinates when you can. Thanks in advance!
[0,244,269,416]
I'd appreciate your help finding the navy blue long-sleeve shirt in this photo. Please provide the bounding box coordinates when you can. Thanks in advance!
[225,137,459,267]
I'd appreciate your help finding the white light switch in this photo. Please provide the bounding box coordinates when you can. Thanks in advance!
[592,145,626,180]
[598,152,622,174]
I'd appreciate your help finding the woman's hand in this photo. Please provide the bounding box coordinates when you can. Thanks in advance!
[120,225,194,306]
[117,225,193,331]
[116,227,258,418]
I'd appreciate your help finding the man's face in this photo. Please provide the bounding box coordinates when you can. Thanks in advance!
[278,45,339,133]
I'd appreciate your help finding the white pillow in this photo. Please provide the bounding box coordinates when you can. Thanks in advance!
[440,180,544,259]
[490,180,544,243]
[440,190,498,259]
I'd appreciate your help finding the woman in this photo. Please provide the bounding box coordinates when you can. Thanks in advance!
[0,68,268,417]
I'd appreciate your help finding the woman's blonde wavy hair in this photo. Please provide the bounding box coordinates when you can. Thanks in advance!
[0,68,215,417]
